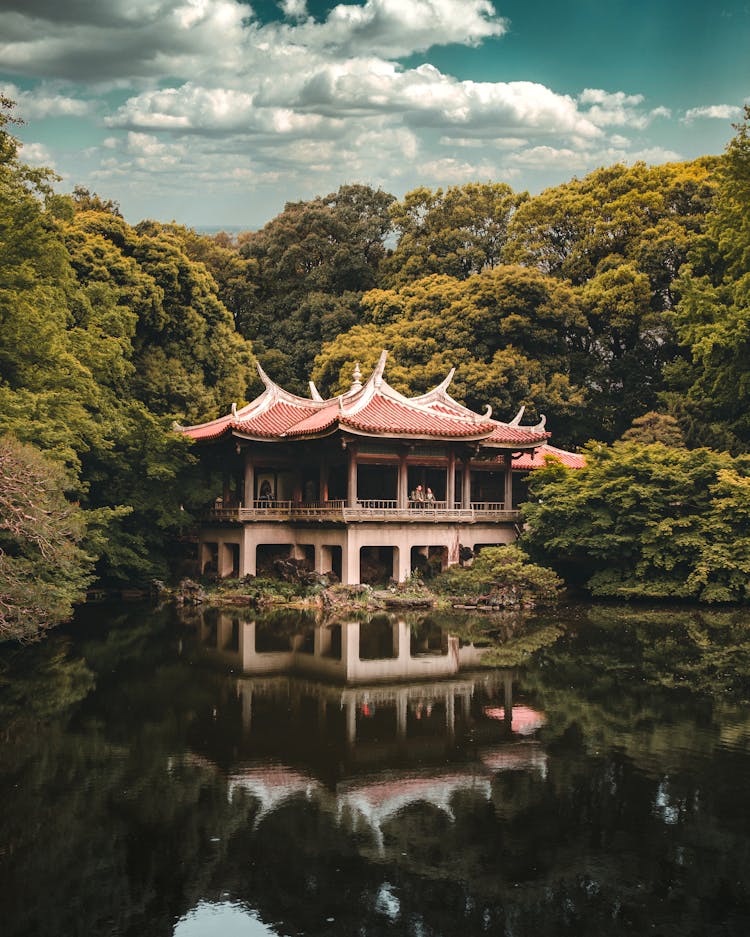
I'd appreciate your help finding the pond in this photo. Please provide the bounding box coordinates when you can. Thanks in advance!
[2,602,750,936]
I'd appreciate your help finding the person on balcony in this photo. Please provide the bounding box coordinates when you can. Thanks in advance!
[259,480,273,502]
[425,487,436,507]
[410,484,425,507]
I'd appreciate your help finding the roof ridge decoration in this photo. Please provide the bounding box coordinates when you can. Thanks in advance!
[338,352,498,429]
[308,381,324,402]
[342,350,392,416]
[254,359,329,411]
[411,367,456,404]
[508,406,525,427]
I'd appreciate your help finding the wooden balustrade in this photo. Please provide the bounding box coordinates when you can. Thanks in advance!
[205,500,520,523]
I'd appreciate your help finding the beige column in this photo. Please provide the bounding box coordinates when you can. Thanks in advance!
[243,452,254,507]
[461,458,472,509]
[315,544,333,575]
[393,545,412,583]
[199,541,213,574]
[397,451,408,508]
[240,529,256,576]
[314,624,333,657]
[344,699,357,746]
[342,535,360,585]
[504,452,513,510]
[447,450,456,508]
[341,621,361,676]
[218,542,234,578]
[347,447,358,508]
[239,683,253,732]
[397,620,411,664]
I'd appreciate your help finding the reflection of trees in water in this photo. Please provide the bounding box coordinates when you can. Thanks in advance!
[3,605,750,936]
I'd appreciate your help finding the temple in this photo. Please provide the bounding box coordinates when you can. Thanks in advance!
[179,351,579,584]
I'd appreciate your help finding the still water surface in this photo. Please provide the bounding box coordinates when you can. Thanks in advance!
[2,603,750,936]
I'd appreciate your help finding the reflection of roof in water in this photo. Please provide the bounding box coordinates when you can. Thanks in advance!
[482,705,546,735]
[228,764,323,828]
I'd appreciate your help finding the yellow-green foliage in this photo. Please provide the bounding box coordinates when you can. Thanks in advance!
[433,545,563,605]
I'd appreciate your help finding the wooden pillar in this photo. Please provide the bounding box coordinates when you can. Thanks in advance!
[446,450,456,508]
[319,457,329,502]
[397,451,408,508]
[222,470,231,505]
[504,452,513,510]
[243,452,254,507]
[461,458,472,509]
[347,447,358,508]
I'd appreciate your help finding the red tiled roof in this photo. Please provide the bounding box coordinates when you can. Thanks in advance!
[340,395,494,438]
[180,352,556,448]
[485,421,550,446]
[233,400,322,438]
[513,444,585,470]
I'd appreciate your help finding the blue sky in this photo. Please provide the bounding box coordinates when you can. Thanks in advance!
[1,0,748,228]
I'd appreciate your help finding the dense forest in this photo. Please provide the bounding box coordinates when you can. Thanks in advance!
[2,96,750,638]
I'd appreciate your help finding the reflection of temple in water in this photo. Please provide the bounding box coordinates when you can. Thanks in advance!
[189,609,546,781]
[178,609,550,900]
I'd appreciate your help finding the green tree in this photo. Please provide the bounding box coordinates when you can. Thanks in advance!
[382,182,527,286]
[313,265,589,439]
[621,411,684,446]
[236,184,395,389]
[504,159,717,303]
[522,440,750,603]
[666,107,750,452]
[434,544,562,606]
[0,436,93,640]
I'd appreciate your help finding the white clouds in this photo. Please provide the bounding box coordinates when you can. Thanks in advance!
[2,82,92,118]
[1,0,709,225]
[0,0,504,81]
[18,141,56,167]
[579,88,670,129]
[682,104,743,123]
[283,0,507,58]
[279,0,308,21]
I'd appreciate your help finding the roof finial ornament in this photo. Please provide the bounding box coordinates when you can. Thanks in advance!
[532,414,547,432]
[509,405,525,427]
[231,402,237,417]
[351,362,363,391]
[308,380,323,402]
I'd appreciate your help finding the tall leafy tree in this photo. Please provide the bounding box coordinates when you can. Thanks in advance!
[381,182,527,286]
[0,436,93,640]
[313,265,588,438]
[504,159,717,305]
[236,183,395,389]
[666,107,750,452]
[522,440,750,603]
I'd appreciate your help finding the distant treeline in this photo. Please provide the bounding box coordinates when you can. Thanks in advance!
[2,96,750,637]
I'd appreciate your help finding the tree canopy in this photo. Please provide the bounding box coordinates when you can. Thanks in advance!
[522,441,750,603]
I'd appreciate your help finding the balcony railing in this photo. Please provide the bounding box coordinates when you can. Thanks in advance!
[206,499,520,523]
